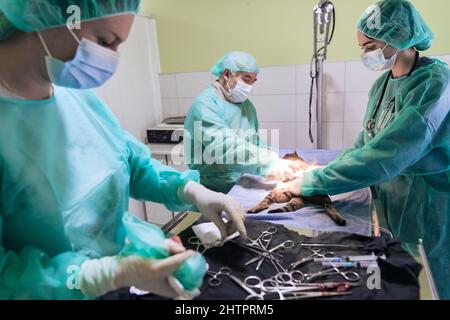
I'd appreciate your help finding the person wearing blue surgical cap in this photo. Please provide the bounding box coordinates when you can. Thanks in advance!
[0,0,247,299]
[291,0,450,299]
[184,51,300,193]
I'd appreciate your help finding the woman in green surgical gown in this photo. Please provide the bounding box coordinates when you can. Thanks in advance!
[300,0,450,299]
[0,0,247,299]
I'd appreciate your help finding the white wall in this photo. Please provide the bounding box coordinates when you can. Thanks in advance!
[96,15,162,141]
[160,54,450,150]
[95,15,162,219]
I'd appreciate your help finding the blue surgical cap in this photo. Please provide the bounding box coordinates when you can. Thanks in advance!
[0,0,141,40]
[357,0,434,51]
[211,51,260,77]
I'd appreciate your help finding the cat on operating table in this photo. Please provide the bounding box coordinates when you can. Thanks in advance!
[243,152,347,226]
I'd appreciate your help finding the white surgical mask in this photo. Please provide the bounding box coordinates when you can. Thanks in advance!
[227,73,253,104]
[38,26,120,89]
[361,44,398,72]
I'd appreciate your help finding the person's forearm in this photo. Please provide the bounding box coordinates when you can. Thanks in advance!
[302,109,432,196]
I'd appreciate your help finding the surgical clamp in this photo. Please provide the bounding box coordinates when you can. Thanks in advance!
[303,266,360,283]
[207,267,232,287]
[228,274,266,300]
[245,240,295,266]
[288,248,335,270]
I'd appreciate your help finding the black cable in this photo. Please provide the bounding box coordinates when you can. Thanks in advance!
[328,5,336,44]
[308,61,317,143]
[308,46,324,143]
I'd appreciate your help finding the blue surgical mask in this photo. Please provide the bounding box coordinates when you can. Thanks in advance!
[227,73,253,104]
[361,44,398,72]
[38,27,120,89]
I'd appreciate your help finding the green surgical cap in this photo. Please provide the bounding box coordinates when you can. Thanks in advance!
[357,0,434,51]
[0,0,141,40]
[211,51,260,77]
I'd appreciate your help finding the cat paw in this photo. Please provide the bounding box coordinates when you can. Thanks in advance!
[246,206,267,214]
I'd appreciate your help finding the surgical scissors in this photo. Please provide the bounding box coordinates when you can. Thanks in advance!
[207,267,232,287]
[228,274,266,300]
[243,274,357,300]
[247,226,277,248]
[245,272,305,292]
[245,240,295,266]
[255,232,274,271]
[289,248,335,270]
[303,266,360,283]
[272,271,306,287]
[230,241,283,258]
[188,236,224,253]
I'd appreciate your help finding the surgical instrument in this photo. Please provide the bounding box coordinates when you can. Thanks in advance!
[228,274,266,300]
[303,266,360,282]
[230,241,283,258]
[243,274,358,300]
[246,226,277,248]
[313,254,385,263]
[245,240,295,266]
[299,242,367,250]
[242,248,285,273]
[288,248,335,270]
[258,272,305,289]
[255,231,274,271]
[245,273,359,292]
[188,236,224,253]
[282,291,352,300]
[206,267,232,287]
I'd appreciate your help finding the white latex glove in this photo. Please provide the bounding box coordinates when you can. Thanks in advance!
[275,177,303,196]
[267,159,301,182]
[178,181,247,240]
[192,221,240,245]
[275,165,324,196]
[275,166,325,197]
[79,239,195,299]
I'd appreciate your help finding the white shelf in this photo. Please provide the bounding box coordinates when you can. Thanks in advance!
[147,143,183,156]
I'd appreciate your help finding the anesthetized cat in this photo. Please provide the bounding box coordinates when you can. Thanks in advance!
[245,152,347,226]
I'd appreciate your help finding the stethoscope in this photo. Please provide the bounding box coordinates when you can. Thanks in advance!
[365,51,420,139]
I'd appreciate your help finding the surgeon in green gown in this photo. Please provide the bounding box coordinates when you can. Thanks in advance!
[184,51,299,193]
[0,0,247,299]
[299,0,450,299]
